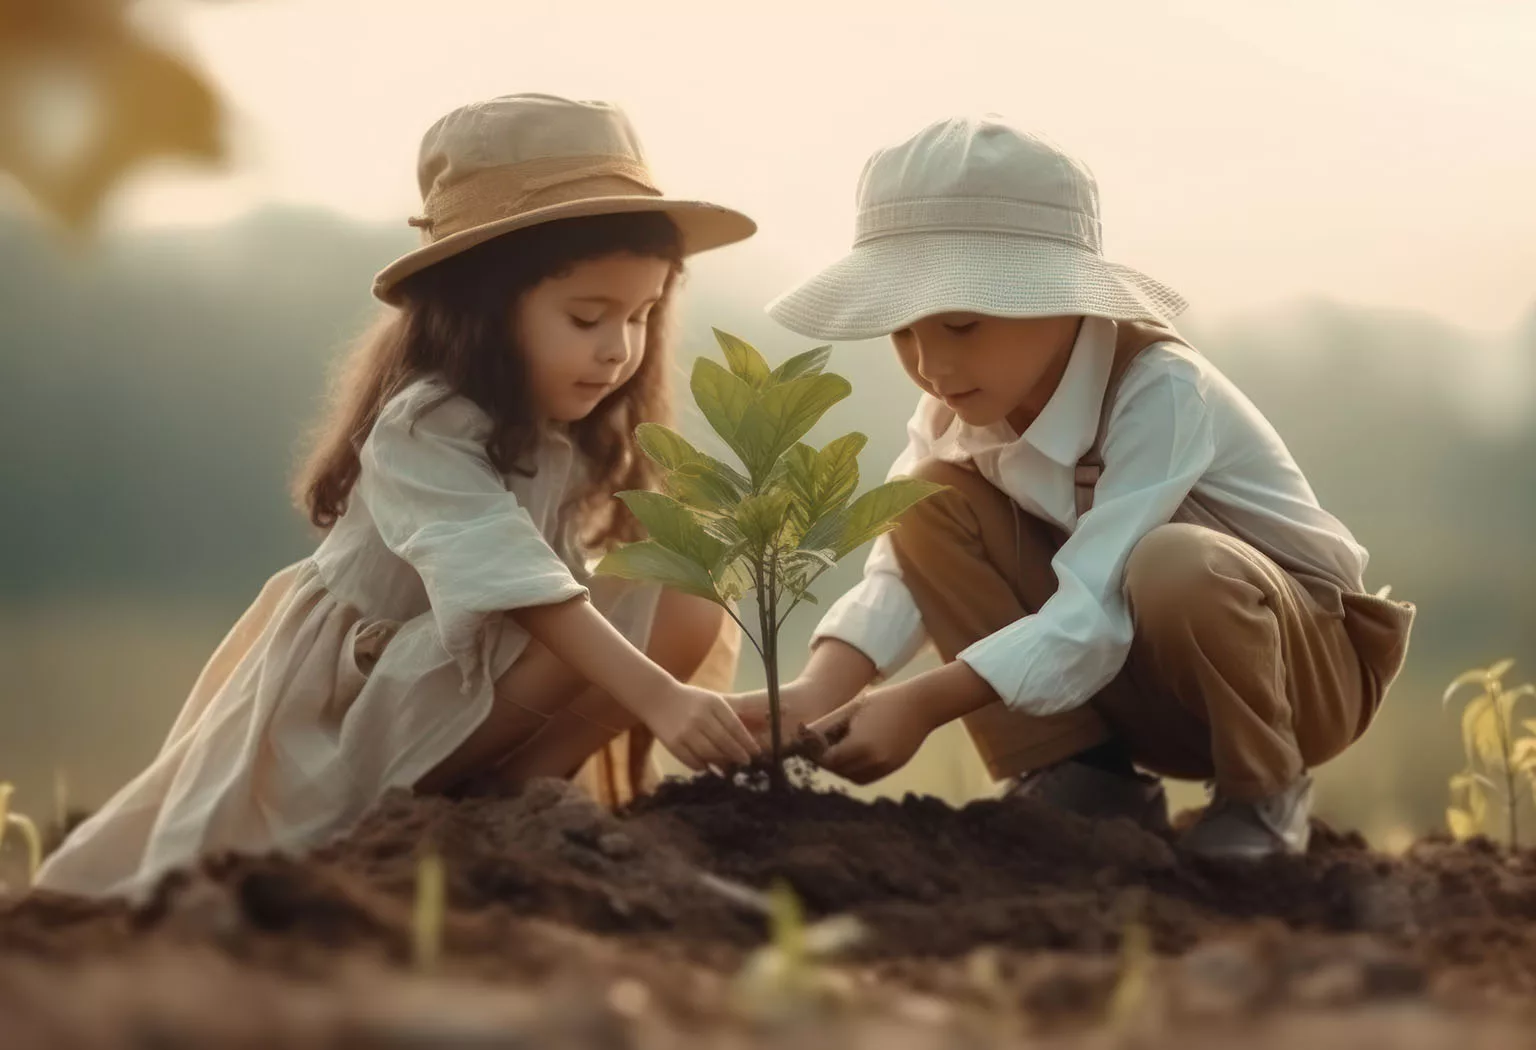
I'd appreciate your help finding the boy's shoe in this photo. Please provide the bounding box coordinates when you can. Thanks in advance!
[1006,760,1171,834]
[1180,775,1314,861]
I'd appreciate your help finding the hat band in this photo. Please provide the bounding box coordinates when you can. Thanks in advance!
[854,196,1102,253]
[411,154,662,242]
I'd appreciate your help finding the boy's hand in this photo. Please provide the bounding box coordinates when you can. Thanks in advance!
[810,683,937,784]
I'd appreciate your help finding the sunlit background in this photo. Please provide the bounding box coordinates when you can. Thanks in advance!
[2,0,1534,855]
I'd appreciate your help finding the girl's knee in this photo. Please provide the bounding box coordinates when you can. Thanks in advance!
[649,590,729,680]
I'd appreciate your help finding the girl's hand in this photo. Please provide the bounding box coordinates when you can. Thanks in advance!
[728,679,823,747]
[638,682,761,772]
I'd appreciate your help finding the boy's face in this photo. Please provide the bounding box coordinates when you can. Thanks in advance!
[891,313,1084,432]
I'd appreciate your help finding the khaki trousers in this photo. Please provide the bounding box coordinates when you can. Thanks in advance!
[891,460,1414,801]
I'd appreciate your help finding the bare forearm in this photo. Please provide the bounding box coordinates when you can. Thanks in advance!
[791,639,879,717]
[511,597,670,715]
[901,659,999,727]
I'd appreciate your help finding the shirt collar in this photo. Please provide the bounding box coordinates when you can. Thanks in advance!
[1016,315,1115,465]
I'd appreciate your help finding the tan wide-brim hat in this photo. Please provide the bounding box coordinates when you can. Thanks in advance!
[373,94,757,304]
[767,114,1186,341]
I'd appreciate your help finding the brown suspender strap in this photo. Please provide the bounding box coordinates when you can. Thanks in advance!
[1072,319,1191,519]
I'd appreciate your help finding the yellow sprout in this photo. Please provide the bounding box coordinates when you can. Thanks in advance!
[0,782,43,890]
[1444,660,1536,846]
[412,848,445,972]
[733,880,865,1022]
[1106,889,1153,1031]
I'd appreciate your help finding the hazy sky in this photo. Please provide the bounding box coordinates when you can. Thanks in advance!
[75,0,1536,333]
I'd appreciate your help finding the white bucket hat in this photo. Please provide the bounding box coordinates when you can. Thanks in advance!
[374,93,757,304]
[767,114,1186,341]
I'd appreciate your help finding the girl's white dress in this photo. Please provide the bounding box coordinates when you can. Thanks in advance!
[36,378,668,899]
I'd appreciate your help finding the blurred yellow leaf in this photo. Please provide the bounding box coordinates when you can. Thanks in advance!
[0,782,43,887]
[1447,807,1478,840]
[1461,695,1505,768]
[0,0,225,231]
[1469,779,1489,828]
[1444,668,1492,706]
[1488,658,1517,682]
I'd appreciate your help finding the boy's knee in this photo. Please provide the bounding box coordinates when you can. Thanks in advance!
[1125,525,1261,637]
[891,458,1009,538]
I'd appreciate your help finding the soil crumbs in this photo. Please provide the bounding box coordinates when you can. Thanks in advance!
[4,773,1536,1049]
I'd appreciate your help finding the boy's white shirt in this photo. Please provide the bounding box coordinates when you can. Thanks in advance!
[811,317,1371,716]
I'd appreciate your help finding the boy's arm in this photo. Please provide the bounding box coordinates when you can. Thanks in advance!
[818,363,1219,782]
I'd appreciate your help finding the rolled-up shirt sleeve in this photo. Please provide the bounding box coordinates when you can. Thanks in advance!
[357,383,587,685]
[958,366,1217,714]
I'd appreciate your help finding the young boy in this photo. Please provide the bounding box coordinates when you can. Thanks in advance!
[746,115,1415,859]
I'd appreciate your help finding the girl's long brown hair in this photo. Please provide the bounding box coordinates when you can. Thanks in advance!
[295,211,683,551]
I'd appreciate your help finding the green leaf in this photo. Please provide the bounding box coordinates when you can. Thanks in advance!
[636,423,751,494]
[769,345,833,383]
[780,547,838,600]
[635,423,705,471]
[826,476,947,557]
[783,442,818,512]
[712,555,755,604]
[595,540,721,603]
[616,491,725,567]
[734,490,794,550]
[714,329,772,388]
[812,433,866,518]
[691,357,757,465]
[698,514,745,548]
[734,373,852,487]
[665,463,747,513]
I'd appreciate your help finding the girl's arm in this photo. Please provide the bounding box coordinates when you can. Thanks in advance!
[359,384,757,770]
[514,596,759,770]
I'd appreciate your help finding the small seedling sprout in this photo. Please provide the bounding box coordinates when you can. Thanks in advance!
[732,879,864,1022]
[1444,659,1536,847]
[0,783,42,890]
[412,847,445,972]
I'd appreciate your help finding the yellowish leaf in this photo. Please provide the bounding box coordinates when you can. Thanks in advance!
[1447,807,1478,840]
[1461,697,1505,768]
[1488,658,1517,682]
[1512,738,1536,769]
[1445,669,1493,706]
[1469,781,1490,828]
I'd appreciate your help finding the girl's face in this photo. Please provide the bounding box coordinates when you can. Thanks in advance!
[515,252,673,422]
[891,313,1083,432]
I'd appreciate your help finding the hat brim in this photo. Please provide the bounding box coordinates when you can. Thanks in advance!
[766,232,1187,342]
[373,196,757,305]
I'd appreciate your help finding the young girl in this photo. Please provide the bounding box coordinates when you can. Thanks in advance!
[742,114,1416,860]
[38,93,760,899]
